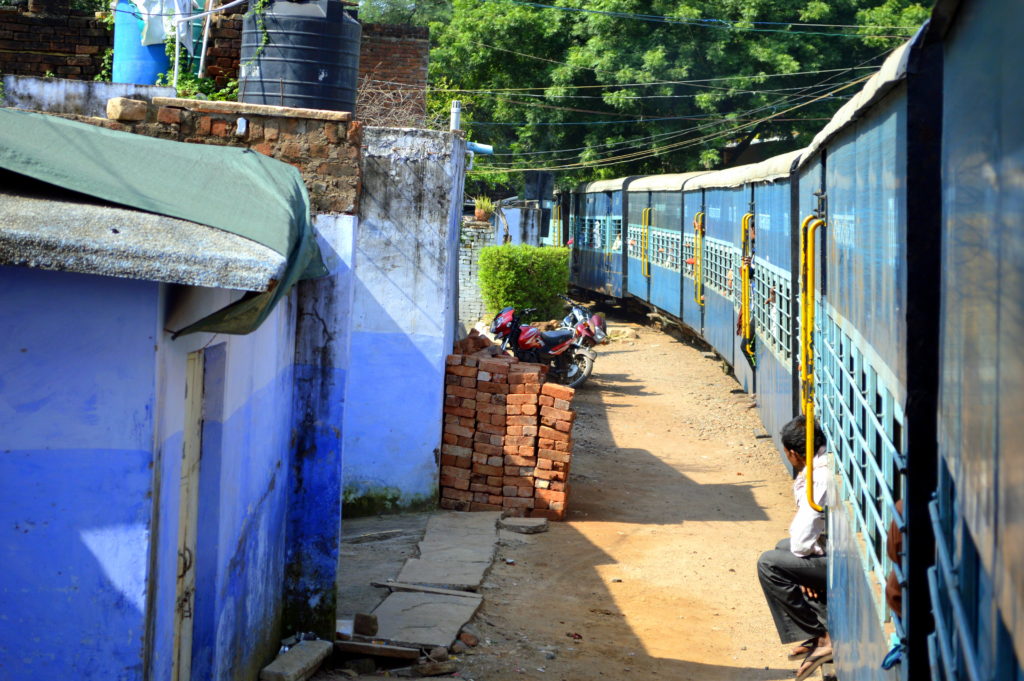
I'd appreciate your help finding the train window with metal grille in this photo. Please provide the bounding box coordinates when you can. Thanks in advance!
[627,224,643,260]
[627,192,647,262]
[609,217,623,255]
[654,231,682,271]
[816,309,906,622]
[703,238,733,297]
[682,233,695,279]
[929,465,1024,681]
[651,191,682,271]
[752,262,792,361]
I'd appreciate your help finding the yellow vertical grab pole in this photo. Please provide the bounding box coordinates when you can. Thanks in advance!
[740,213,755,361]
[800,214,825,512]
[642,207,653,277]
[693,212,705,307]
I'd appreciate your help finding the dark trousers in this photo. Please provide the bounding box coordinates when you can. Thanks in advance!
[757,538,828,643]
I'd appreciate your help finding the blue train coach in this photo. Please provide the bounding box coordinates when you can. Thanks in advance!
[558,0,1024,678]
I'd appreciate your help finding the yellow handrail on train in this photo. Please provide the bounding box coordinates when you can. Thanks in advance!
[641,207,652,277]
[740,213,756,364]
[693,211,705,308]
[800,214,825,512]
[604,215,613,265]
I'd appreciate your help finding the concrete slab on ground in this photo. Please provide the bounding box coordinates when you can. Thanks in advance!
[336,513,431,618]
[395,511,500,590]
[371,592,483,648]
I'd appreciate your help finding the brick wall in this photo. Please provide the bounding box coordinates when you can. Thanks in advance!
[97,97,361,214]
[0,2,110,80]
[0,4,429,123]
[458,219,495,333]
[203,7,244,89]
[358,22,427,91]
[441,354,576,520]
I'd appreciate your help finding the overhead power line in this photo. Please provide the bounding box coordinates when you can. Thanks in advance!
[470,46,895,163]
[475,0,920,39]
[478,75,858,165]
[468,73,874,174]
[365,65,883,94]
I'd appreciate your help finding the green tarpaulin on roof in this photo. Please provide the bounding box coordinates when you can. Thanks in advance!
[0,107,326,335]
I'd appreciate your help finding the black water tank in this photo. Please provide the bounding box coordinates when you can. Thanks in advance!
[239,0,360,112]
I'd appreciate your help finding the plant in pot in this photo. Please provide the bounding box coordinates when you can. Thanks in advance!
[474,196,495,221]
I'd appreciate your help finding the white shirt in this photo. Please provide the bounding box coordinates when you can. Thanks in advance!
[789,448,829,557]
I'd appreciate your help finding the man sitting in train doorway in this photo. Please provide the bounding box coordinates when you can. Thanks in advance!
[756,415,831,680]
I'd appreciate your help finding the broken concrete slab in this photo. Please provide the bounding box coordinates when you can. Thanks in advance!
[372,592,483,648]
[422,511,501,539]
[498,516,549,534]
[408,542,497,564]
[396,557,492,591]
[395,512,502,590]
[259,639,332,681]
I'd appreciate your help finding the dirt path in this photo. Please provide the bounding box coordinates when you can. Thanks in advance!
[458,312,800,681]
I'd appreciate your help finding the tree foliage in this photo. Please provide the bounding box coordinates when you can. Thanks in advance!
[427,0,931,189]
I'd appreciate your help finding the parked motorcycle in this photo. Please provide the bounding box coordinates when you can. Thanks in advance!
[558,294,609,349]
[489,306,598,388]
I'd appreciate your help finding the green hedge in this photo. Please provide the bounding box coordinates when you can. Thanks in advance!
[478,244,570,320]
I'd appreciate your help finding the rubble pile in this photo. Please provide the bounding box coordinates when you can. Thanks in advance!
[441,353,576,520]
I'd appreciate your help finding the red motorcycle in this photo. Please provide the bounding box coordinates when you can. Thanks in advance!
[490,306,598,388]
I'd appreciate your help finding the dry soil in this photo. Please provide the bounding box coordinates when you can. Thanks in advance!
[327,309,809,681]
[454,310,802,681]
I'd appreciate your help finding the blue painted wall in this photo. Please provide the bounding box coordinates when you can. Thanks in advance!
[343,129,465,514]
[287,214,357,636]
[0,262,310,681]
[151,285,299,681]
[0,267,159,681]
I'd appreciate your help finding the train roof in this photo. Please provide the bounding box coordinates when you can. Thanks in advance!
[627,171,709,192]
[575,177,630,193]
[687,148,805,190]
[798,34,917,169]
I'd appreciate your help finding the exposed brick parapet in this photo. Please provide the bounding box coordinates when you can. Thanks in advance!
[80,97,360,214]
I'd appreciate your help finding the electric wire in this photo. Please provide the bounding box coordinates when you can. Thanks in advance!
[477,80,847,166]
[463,70,868,129]
[475,0,920,39]
[474,47,894,162]
[468,72,874,173]
[364,64,885,94]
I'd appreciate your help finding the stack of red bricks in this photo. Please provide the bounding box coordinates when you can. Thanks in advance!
[441,354,577,520]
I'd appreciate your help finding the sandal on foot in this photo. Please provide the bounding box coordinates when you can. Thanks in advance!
[795,648,833,681]
[788,638,818,661]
